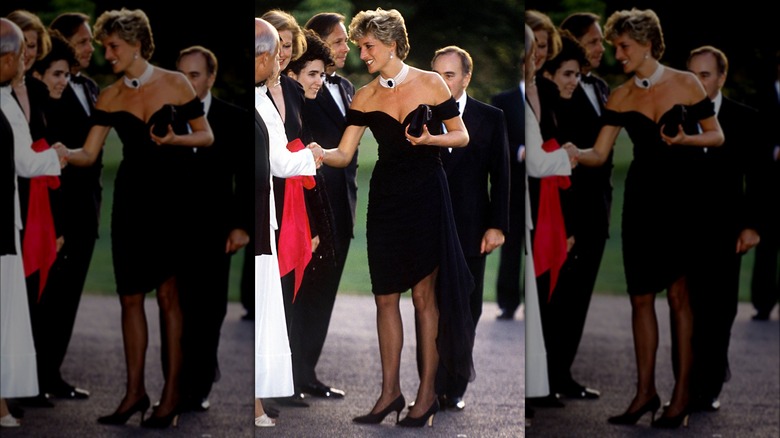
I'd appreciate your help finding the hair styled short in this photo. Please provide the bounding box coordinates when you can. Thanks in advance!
[31,32,76,75]
[285,29,333,76]
[93,8,155,60]
[525,9,562,61]
[604,8,665,60]
[348,8,410,61]
[262,9,306,62]
[49,12,90,39]
[542,31,589,75]
[7,10,51,61]
[560,12,601,40]
[688,45,728,76]
[177,45,218,77]
[0,18,24,55]
[305,12,345,40]
[431,45,473,76]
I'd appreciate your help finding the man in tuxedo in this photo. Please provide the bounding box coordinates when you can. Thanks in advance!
[267,12,359,403]
[491,77,524,321]
[686,46,765,411]
[175,45,252,412]
[749,51,779,321]
[527,12,612,402]
[22,12,101,402]
[431,46,510,410]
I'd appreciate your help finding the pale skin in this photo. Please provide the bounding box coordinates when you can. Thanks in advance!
[321,32,468,420]
[571,32,724,421]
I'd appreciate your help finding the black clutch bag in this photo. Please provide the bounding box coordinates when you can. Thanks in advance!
[660,105,701,137]
[407,104,432,138]
[149,104,191,137]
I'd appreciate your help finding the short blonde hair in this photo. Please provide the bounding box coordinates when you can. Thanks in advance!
[348,8,409,61]
[525,9,561,61]
[604,8,665,60]
[261,9,306,62]
[94,8,155,60]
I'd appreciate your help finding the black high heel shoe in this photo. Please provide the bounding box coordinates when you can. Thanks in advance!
[607,394,661,425]
[397,398,439,428]
[97,394,151,425]
[353,394,405,424]
[141,405,181,429]
[652,406,690,429]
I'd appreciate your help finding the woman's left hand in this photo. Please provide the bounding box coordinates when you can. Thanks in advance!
[660,124,686,146]
[150,124,176,146]
[405,124,432,146]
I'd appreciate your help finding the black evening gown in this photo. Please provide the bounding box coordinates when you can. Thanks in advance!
[346,97,475,382]
[603,98,715,295]
[91,98,204,295]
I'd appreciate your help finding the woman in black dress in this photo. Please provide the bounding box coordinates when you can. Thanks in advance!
[62,8,213,428]
[321,8,473,428]
[574,9,724,428]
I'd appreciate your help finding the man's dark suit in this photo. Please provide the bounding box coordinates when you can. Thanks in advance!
[289,75,357,391]
[436,95,510,401]
[689,96,765,402]
[33,76,102,393]
[543,76,612,394]
[179,95,252,404]
[491,86,524,317]
[1,110,14,256]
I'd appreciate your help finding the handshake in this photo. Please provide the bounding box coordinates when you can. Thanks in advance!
[562,142,579,168]
[307,142,325,168]
[52,142,69,168]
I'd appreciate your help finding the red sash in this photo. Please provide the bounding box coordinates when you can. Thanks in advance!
[532,138,570,302]
[277,138,316,302]
[22,139,61,302]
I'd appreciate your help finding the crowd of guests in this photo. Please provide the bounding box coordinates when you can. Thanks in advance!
[1,7,250,429]
[524,6,778,431]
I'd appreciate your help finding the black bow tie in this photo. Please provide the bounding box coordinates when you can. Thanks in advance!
[325,74,342,86]
[71,74,87,85]
[580,74,596,85]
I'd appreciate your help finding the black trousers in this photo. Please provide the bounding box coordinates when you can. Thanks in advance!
[536,234,606,392]
[751,235,780,316]
[26,231,96,392]
[496,206,524,315]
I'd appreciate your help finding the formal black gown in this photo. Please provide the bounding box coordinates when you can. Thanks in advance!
[91,98,203,295]
[346,97,475,382]
[603,98,715,295]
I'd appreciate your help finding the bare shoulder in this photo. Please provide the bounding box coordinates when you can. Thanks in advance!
[410,68,450,103]
[94,81,121,111]
[667,68,706,103]
[350,81,377,111]
[605,81,631,111]
[156,67,196,103]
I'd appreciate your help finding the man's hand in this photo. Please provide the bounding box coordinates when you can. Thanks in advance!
[308,142,324,168]
[480,228,505,254]
[225,229,250,254]
[736,228,760,254]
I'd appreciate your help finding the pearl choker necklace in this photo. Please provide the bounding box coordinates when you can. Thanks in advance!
[379,62,409,89]
[634,63,664,89]
[123,62,154,89]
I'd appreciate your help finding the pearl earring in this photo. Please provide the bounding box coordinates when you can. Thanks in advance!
[390,53,394,60]
[134,52,139,60]
[644,52,649,59]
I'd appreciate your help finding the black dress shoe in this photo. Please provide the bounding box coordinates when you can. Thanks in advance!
[301,382,345,399]
[447,396,466,411]
[496,309,515,320]
[752,311,770,321]
[692,396,720,412]
[274,392,309,407]
[557,383,600,400]
[18,394,54,408]
[46,381,90,400]
[527,394,565,408]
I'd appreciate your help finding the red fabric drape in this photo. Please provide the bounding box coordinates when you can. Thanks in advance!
[277,138,316,302]
[532,138,570,303]
[22,139,60,302]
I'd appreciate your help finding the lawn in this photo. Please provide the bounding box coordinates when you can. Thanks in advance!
[84,128,757,303]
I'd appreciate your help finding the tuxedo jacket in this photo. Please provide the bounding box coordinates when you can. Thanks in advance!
[1,110,14,256]
[45,74,102,238]
[442,96,510,257]
[490,87,524,223]
[178,96,252,253]
[691,96,764,242]
[555,77,613,239]
[301,74,358,242]
[255,109,271,256]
